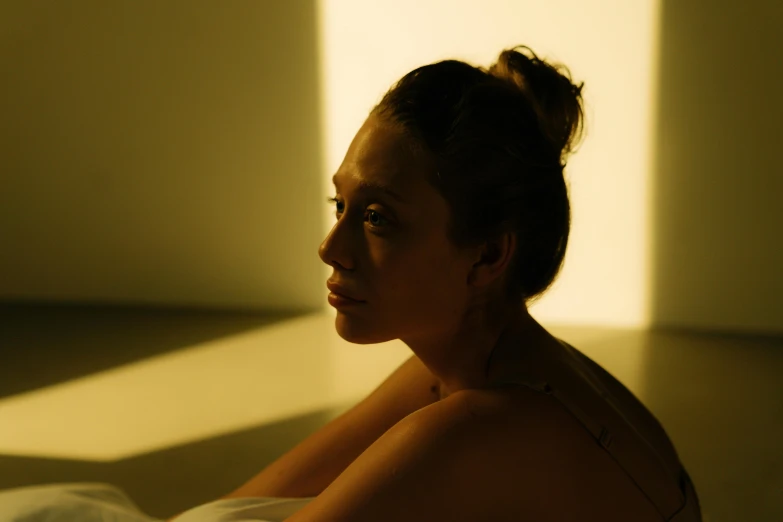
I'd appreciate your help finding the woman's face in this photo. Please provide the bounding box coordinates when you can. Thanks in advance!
[319,114,478,345]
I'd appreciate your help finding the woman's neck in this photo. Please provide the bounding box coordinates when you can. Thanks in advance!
[412,306,547,401]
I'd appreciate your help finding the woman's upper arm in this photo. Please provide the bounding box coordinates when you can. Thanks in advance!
[282,393,509,522]
[223,354,440,499]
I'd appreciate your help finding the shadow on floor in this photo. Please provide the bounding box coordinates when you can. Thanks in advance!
[640,328,783,522]
[0,301,311,400]
[0,404,351,519]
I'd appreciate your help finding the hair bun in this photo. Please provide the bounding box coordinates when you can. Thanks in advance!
[487,45,585,164]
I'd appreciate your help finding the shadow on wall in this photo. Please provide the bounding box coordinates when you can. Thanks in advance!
[648,0,783,337]
[643,1,783,520]
[0,0,325,311]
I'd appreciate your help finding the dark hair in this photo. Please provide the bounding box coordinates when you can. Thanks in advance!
[371,45,585,306]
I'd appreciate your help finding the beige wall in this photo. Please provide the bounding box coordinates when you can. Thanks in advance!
[0,0,325,312]
[2,0,780,335]
[649,0,783,336]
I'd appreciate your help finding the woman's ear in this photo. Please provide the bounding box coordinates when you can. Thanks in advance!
[466,231,517,288]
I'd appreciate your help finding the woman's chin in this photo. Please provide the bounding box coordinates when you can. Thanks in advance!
[334,315,391,345]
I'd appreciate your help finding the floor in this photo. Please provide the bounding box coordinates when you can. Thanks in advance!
[0,303,781,521]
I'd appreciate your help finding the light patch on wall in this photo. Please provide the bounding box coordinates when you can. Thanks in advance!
[318,0,662,329]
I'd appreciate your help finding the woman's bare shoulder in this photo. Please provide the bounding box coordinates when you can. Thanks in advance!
[283,383,583,522]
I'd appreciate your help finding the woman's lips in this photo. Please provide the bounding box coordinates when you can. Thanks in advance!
[326,280,365,302]
[328,291,366,308]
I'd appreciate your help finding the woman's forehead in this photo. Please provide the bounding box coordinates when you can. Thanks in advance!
[332,171,411,205]
[337,120,437,195]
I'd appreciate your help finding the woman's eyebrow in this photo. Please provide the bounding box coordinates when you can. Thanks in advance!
[332,174,410,204]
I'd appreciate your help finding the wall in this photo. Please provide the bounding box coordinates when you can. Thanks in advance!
[4,0,779,335]
[0,0,325,312]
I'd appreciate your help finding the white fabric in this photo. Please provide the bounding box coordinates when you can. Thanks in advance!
[0,483,160,522]
[174,496,315,522]
[0,483,315,522]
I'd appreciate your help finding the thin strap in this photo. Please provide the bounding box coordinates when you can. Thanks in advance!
[490,377,553,395]
[489,339,687,519]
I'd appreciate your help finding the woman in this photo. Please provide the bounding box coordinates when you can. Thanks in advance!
[178,45,703,521]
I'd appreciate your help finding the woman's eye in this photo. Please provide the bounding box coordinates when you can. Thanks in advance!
[367,210,388,227]
[326,197,389,229]
[326,196,344,213]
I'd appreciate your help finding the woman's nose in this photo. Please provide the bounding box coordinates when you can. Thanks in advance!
[318,223,348,269]
[317,235,331,265]
[318,223,338,266]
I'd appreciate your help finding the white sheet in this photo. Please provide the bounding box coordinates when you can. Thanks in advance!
[0,483,160,522]
[0,483,315,522]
